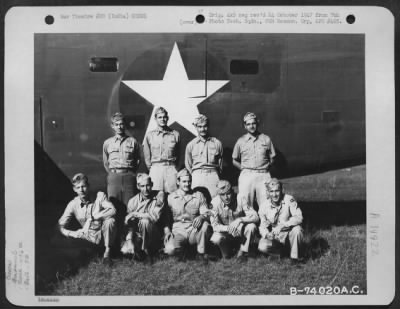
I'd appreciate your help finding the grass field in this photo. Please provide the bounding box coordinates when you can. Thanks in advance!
[40,223,366,295]
[36,165,366,296]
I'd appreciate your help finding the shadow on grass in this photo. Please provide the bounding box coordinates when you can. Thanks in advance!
[36,201,365,294]
[36,224,103,295]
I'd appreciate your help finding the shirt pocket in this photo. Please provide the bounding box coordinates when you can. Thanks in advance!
[257,142,270,157]
[123,143,136,160]
[166,136,177,158]
[109,144,120,154]
[207,143,220,164]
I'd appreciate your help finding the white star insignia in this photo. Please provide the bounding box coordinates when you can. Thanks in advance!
[122,42,230,136]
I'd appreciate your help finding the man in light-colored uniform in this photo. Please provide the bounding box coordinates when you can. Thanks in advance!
[185,114,223,198]
[58,173,116,263]
[232,112,276,210]
[103,112,141,206]
[121,174,166,260]
[143,107,180,193]
[164,168,212,260]
[210,180,259,260]
[258,178,304,263]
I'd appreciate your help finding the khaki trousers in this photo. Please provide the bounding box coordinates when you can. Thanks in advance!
[211,223,257,257]
[258,225,304,259]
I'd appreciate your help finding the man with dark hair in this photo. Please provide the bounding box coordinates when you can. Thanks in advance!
[210,180,259,261]
[58,173,116,263]
[232,112,276,210]
[185,114,223,198]
[258,178,304,263]
[121,173,166,261]
[103,112,141,206]
[164,168,212,261]
[143,107,181,193]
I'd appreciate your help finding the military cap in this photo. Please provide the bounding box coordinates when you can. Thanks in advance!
[154,106,168,117]
[216,180,232,195]
[177,168,191,180]
[265,178,282,190]
[243,112,258,123]
[193,114,209,127]
[111,112,125,123]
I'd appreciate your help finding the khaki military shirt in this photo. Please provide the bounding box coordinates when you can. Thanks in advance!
[232,132,276,171]
[103,135,140,172]
[58,192,116,244]
[258,194,303,238]
[185,136,223,173]
[210,194,259,232]
[168,189,209,229]
[127,191,165,223]
[143,127,180,169]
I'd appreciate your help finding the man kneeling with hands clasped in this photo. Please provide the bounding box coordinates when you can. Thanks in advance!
[121,173,166,261]
[210,180,259,261]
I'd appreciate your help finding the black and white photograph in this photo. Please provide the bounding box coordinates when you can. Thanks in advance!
[4,6,395,306]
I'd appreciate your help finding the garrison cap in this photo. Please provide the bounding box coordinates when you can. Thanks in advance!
[177,168,191,180]
[193,114,209,126]
[137,173,152,184]
[265,178,282,190]
[243,112,258,123]
[154,106,168,117]
[216,180,232,195]
[111,112,125,123]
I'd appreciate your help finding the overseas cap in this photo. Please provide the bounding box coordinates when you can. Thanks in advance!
[216,180,232,195]
[243,112,257,123]
[193,114,209,126]
[177,168,191,180]
[154,106,168,117]
[137,173,152,184]
[265,178,282,190]
[111,112,124,123]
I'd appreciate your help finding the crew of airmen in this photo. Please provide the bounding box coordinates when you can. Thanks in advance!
[58,109,304,265]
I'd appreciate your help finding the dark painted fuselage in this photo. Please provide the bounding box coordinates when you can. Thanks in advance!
[34,33,365,193]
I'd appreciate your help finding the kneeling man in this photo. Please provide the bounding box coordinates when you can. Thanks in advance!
[258,178,304,262]
[58,173,116,263]
[210,180,259,260]
[164,169,212,260]
[121,173,165,259]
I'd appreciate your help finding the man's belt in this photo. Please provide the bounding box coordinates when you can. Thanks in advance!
[151,161,175,166]
[193,168,218,173]
[242,168,269,173]
[110,168,134,174]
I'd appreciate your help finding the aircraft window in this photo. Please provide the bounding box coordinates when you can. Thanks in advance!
[322,111,340,122]
[230,60,259,75]
[89,57,118,72]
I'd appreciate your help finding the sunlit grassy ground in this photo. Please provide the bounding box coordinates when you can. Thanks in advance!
[44,224,365,295]
[36,165,366,295]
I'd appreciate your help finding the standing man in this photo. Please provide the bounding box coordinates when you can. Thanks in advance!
[103,112,141,206]
[232,112,276,210]
[58,173,116,264]
[258,178,304,263]
[185,114,223,198]
[210,180,259,261]
[164,169,212,261]
[143,107,180,193]
[121,174,166,261]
